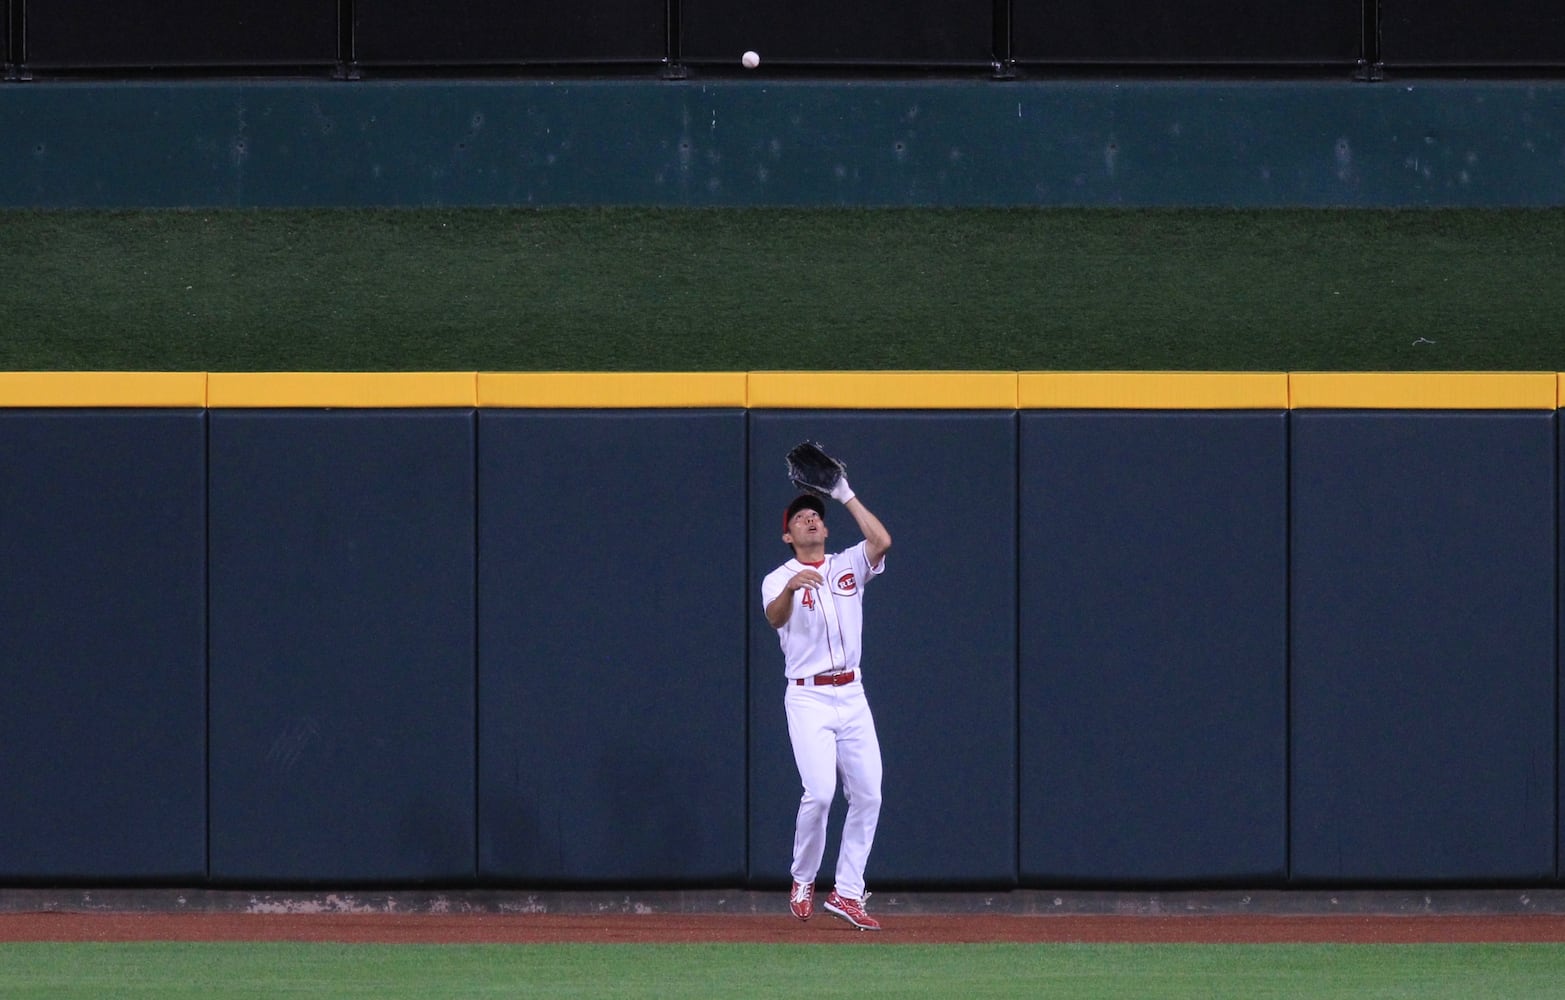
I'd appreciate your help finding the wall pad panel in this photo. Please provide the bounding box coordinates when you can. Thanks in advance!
[0,411,206,880]
[208,410,477,883]
[1019,411,1289,884]
[748,412,1018,887]
[1291,411,1556,882]
[477,410,748,883]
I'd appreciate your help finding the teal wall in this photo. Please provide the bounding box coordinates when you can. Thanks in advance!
[2,79,1563,208]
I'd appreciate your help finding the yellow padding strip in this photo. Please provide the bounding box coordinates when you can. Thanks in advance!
[1289,372,1558,410]
[4,372,1563,409]
[748,371,1017,409]
[207,372,477,408]
[1020,372,1289,409]
[479,372,748,408]
[0,371,208,407]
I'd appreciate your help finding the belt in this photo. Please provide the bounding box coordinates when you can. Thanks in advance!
[794,670,856,687]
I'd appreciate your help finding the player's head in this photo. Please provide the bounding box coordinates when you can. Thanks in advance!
[783,494,828,555]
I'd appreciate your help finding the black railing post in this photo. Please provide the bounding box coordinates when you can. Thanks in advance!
[7,0,28,81]
[663,0,686,79]
[335,0,360,80]
[4,0,17,80]
[1356,0,1384,80]
[992,0,1015,78]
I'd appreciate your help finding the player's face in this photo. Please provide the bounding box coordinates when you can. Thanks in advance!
[786,509,827,547]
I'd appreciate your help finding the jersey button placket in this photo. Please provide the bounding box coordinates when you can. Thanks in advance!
[819,562,844,672]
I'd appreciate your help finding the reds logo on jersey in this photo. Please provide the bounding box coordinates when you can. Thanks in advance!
[833,572,857,596]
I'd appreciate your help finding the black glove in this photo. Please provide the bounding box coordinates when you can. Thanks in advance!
[786,441,854,503]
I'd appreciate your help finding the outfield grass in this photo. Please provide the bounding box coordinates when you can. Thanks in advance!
[2,942,1564,999]
[1,207,1561,372]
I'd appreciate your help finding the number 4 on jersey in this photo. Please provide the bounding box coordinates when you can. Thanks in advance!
[801,588,816,611]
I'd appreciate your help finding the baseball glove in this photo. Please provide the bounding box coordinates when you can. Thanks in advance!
[786,440,847,499]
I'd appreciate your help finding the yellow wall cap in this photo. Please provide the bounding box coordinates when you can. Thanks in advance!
[0,371,208,407]
[207,372,477,408]
[5,371,1563,410]
[1289,372,1558,409]
[748,371,1017,409]
[478,372,747,408]
[1019,372,1289,409]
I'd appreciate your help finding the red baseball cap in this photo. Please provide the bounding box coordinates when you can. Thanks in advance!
[783,494,826,532]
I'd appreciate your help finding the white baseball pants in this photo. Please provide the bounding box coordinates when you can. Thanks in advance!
[785,681,883,901]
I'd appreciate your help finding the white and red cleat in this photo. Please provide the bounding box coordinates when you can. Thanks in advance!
[823,890,880,931]
[789,880,815,921]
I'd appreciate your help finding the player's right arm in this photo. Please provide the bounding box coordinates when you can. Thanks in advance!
[764,568,823,629]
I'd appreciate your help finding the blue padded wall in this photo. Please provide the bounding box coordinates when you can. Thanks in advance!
[0,411,207,880]
[1292,411,1556,883]
[1019,411,1289,884]
[5,400,1559,891]
[477,411,747,884]
[208,410,477,883]
[748,413,1018,888]
[1559,422,1565,883]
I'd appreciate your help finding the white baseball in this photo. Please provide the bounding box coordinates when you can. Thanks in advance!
[742,50,760,69]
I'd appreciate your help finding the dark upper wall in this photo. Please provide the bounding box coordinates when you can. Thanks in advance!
[8,2,1565,74]
[4,3,1565,208]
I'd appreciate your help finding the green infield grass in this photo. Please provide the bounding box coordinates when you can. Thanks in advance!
[1,207,1561,372]
[1,942,1564,999]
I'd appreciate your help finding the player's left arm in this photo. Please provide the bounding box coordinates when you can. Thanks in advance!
[828,471,890,569]
[842,496,891,569]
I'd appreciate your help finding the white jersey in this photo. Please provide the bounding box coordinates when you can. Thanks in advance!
[762,540,886,680]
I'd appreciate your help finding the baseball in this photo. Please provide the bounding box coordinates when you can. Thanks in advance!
[742,50,760,69]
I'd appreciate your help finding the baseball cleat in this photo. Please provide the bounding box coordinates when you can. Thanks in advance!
[789,880,815,920]
[823,890,880,931]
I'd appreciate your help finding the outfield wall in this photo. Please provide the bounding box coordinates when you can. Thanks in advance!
[0,371,1560,889]
[2,79,1565,208]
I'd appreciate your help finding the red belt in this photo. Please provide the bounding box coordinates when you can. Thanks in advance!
[794,670,856,687]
